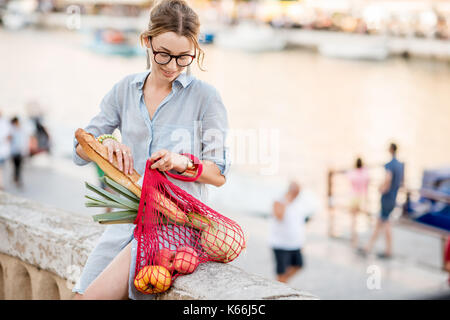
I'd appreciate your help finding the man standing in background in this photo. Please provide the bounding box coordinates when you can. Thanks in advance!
[269,181,316,283]
[360,143,404,259]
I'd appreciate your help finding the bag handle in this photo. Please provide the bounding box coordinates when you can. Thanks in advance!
[165,153,203,182]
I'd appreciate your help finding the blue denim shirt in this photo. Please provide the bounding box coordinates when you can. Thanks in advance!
[73,70,231,201]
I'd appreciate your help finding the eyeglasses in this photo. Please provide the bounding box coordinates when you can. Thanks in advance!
[148,37,195,67]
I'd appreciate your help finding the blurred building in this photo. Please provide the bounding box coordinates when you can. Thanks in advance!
[55,0,153,15]
[0,0,449,40]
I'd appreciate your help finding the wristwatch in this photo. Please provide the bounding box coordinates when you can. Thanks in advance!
[166,153,203,182]
[186,157,194,170]
[179,156,194,174]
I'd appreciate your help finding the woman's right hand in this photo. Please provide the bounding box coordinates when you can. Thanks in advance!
[102,138,134,175]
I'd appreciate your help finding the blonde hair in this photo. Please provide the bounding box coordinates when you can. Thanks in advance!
[140,0,205,71]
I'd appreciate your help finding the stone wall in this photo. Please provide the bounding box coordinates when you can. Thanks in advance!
[0,191,317,300]
[0,252,73,300]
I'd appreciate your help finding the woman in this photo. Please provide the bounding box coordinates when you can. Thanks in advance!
[72,0,230,300]
[346,157,369,248]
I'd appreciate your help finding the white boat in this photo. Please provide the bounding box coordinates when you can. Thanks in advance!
[318,38,389,61]
[215,22,287,53]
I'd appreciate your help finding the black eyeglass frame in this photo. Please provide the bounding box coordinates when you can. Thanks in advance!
[148,36,196,67]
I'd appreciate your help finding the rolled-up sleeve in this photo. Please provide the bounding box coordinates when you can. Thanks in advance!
[200,88,231,178]
[73,83,121,166]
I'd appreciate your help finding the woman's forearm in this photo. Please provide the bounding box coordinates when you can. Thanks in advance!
[196,160,226,187]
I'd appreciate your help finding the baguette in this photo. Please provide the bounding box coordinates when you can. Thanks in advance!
[75,128,191,225]
[75,128,142,198]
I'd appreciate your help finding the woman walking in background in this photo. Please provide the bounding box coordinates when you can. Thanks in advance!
[347,157,370,248]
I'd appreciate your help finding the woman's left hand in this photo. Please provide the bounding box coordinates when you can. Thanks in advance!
[150,149,188,173]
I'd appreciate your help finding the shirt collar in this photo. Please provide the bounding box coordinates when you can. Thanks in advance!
[132,69,194,90]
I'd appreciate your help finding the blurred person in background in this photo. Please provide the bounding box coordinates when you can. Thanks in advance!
[29,116,51,156]
[0,110,11,190]
[269,181,315,283]
[10,117,28,189]
[359,143,404,259]
[26,100,51,156]
[346,157,370,248]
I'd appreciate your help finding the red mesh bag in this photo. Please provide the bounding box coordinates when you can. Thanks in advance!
[133,159,246,295]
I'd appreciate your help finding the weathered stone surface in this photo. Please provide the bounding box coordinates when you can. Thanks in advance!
[0,252,74,300]
[0,191,104,280]
[0,191,318,300]
[157,263,318,300]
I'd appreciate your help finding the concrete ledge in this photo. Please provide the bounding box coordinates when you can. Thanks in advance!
[0,252,74,300]
[157,262,317,300]
[0,191,104,281]
[0,191,318,300]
